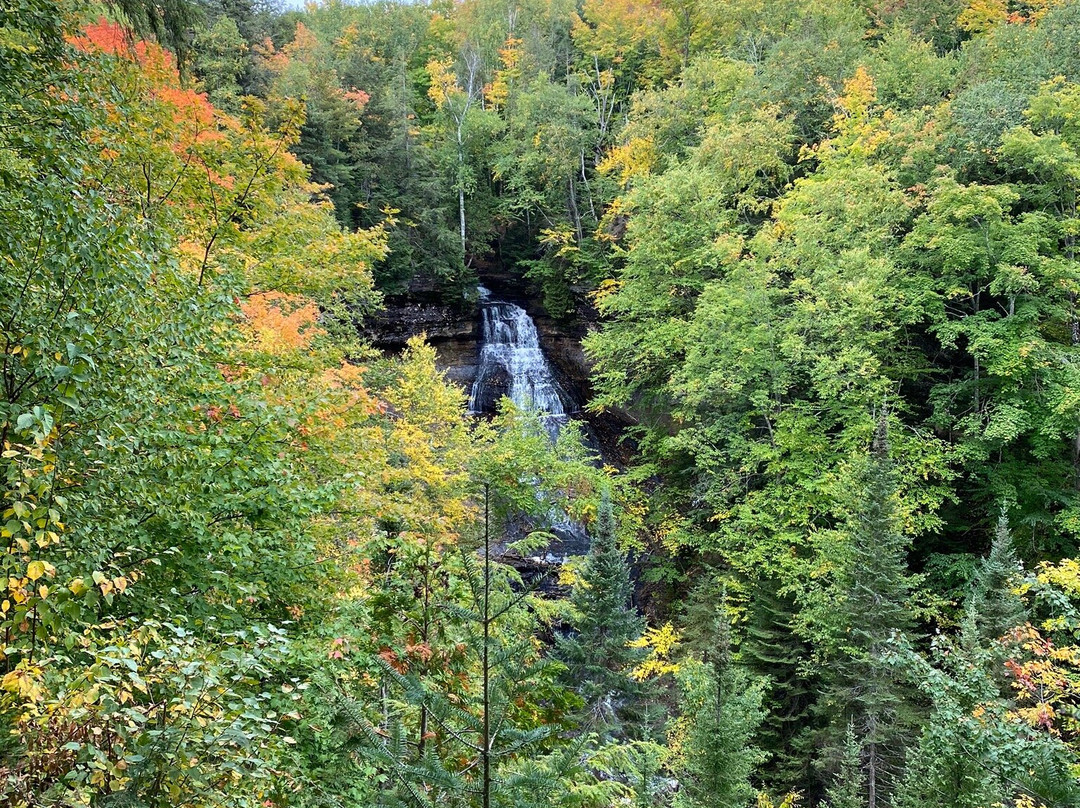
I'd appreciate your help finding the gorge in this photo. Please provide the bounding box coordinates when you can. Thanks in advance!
[365,274,622,460]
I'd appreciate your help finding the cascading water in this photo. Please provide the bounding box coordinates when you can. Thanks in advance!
[468,286,588,558]
[468,287,571,440]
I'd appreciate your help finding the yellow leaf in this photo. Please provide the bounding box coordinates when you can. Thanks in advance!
[630,622,682,680]
[1,671,20,693]
[26,561,44,581]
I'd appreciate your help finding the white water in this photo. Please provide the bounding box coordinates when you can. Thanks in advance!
[468,287,587,555]
[468,287,570,435]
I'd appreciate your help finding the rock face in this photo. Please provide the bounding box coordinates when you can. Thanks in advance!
[365,296,481,388]
[528,299,638,468]
[364,273,635,466]
[468,362,512,412]
[531,312,591,409]
[433,335,481,388]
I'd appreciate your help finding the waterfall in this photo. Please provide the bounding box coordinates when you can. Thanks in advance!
[468,287,570,438]
[468,287,588,557]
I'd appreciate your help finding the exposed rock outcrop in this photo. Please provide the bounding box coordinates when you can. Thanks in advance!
[364,272,635,466]
[365,296,481,388]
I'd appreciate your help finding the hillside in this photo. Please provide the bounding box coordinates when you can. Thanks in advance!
[4,1,1080,807]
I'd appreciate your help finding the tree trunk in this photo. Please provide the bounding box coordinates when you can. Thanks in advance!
[459,183,467,258]
[568,176,584,244]
[866,736,878,808]
[482,485,491,808]
[457,119,467,259]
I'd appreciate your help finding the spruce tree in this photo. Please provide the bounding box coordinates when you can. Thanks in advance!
[741,575,818,795]
[108,0,203,66]
[892,609,1007,808]
[968,505,1028,645]
[825,723,865,808]
[681,572,726,664]
[821,414,918,808]
[557,488,645,730]
[674,589,765,808]
[894,606,1079,808]
[340,488,582,808]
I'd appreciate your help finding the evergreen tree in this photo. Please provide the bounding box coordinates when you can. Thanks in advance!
[741,575,818,795]
[893,609,1007,808]
[192,14,247,111]
[894,607,1079,808]
[338,487,583,808]
[108,0,202,66]
[557,489,645,731]
[821,414,919,808]
[825,723,865,808]
[674,588,764,808]
[968,505,1028,645]
[680,570,726,664]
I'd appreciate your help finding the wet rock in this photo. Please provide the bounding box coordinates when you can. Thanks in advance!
[496,549,567,598]
[469,362,512,412]
[433,337,481,388]
[365,300,477,345]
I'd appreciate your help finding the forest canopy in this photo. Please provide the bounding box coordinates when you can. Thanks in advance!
[7,1,1080,807]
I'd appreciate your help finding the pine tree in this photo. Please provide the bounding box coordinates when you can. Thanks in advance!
[674,588,765,808]
[893,605,1079,808]
[339,486,582,808]
[892,609,1006,808]
[557,488,645,730]
[741,575,818,795]
[821,414,918,808]
[968,505,1028,645]
[825,723,865,808]
[681,572,726,664]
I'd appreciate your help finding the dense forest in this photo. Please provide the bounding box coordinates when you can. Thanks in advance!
[6,0,1080,806]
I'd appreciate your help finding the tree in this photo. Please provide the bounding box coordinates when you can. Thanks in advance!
[0,8,386,804]
[969,505,1029,646]
[556,488,645,733]
[107,0,202,66]
[866,27,957,112]
[492,74,602,316]
[819,415,919,808]
[901,168,1077,549]
[333,484,588,808]
[264,21,369,227]
[741,0,868,142]
[999,77,1080,521]
[193,14,248,111]
[824,723,865,808]
[740,576,818,796]
[427,48,488,262]
[673,586,764,808]
[584,103,794,422]
[894,607,1078,808]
